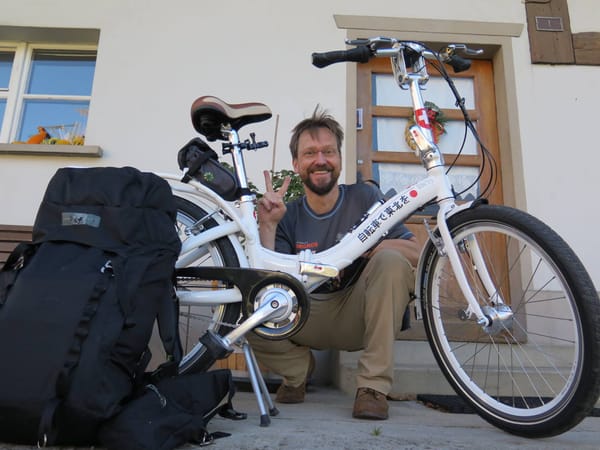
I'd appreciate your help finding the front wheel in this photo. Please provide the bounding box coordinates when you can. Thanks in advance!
[420,204,600,437]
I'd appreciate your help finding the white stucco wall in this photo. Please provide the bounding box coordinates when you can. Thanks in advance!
[1,0,599,287]
[513,0,600,287]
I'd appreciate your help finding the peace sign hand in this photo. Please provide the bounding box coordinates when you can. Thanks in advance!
[256,170,291,249]
[257,170,291,226]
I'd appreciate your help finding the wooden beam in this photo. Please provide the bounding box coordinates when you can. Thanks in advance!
[525,0,574,64]
[573,32,600,65]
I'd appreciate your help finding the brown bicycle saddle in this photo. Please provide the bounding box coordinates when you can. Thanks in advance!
[190,95,272,141]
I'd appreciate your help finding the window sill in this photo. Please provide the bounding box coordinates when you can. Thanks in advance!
[0,143,102,157]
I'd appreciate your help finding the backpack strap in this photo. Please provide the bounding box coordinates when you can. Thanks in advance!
[1,242,36,272]
[212,371,246,422]
[37,259,114,447]
[189,428,231,446]
[149,285,183,383]
[0,242,37,306]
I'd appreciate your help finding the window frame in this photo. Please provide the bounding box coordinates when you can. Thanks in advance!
[0,41,97,145]
[0,42,25,142]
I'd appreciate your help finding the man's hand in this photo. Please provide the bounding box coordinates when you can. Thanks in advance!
[257,170,291,249]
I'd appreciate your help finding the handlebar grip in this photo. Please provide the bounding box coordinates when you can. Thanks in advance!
[311,46,372,68]
[447,54,471,73]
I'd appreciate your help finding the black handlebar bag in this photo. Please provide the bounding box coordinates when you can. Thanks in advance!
[0,166,182,446]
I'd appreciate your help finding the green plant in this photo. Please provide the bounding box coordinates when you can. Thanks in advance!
[221,162,304,203]
[269,169,304,203]
[370,426,382,436]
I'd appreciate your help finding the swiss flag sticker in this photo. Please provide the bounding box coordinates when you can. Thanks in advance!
[415,108,431,129]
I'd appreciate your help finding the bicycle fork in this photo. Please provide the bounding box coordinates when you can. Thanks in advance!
[434,200,511,331]
[406,69,510,330]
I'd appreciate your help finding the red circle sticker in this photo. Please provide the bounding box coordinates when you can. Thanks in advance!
[409,190,418,198]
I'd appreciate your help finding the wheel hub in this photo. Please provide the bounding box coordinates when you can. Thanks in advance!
[480,304,513,335]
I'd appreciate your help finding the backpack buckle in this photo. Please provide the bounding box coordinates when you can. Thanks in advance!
[101,260,114,274]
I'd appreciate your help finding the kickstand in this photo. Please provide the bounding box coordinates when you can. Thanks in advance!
[239,338,279,426]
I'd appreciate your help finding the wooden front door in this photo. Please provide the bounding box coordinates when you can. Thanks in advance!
[356,56,504,339]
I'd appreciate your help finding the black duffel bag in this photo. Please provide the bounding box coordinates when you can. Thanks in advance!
[98,369,243,450]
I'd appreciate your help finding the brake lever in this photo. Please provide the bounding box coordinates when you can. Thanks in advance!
[446,44,484,56]
[345,37,397,50]
[345,38,371,46]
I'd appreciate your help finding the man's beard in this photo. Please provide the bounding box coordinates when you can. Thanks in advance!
[303,169,339,196]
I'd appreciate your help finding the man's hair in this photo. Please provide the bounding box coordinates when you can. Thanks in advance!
[289,105,344,159]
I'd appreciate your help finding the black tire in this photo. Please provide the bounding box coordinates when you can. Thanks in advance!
[420,204,600,437]
[174,196,242,374]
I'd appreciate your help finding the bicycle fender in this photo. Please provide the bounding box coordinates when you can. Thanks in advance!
[445,198,488,219]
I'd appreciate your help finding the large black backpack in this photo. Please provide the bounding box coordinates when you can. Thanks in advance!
[0,166,182,446]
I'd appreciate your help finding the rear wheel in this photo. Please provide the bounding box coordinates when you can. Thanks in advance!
[174,196,242,373]
[421,204,600,437]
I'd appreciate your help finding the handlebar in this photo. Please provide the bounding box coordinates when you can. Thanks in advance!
[445,54,472,73]
[311,38,482,73]
[311,46,372,68]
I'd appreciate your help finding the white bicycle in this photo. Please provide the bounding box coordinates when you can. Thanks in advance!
[158,37,600,437]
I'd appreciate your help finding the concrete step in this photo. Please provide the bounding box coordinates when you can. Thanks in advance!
[336,340,455,397]
[336,340,600,408]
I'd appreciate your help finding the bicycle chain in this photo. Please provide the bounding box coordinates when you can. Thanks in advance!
[176,274,271,330]
[180,309,241,329]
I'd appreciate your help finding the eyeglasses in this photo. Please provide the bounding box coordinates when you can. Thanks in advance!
[299,148,339,159]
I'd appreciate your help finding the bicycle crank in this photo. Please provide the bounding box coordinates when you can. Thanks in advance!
[176,267,309,343]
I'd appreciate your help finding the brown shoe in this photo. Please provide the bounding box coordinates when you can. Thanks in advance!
[275,382,306,403]
[352,387,389,420]
[275,352,316,404]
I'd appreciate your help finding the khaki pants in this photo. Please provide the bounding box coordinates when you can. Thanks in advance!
[247,248,415,395]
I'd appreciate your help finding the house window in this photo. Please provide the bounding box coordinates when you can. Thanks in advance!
[0,44,96,145]
[0,50,13,131]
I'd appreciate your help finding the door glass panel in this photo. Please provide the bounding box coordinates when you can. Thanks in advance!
[445,165,480,201]
[375,162,427,191]
[373,117,479,156]
[373,74,410,106]
[373,117,412,152]
[373,74,475,109]
[374,162,480,202]
[437,120,479,155]
[419,77,475,110]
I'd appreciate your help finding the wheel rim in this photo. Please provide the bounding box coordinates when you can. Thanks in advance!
[175,208,236,360]
[427,220,584,423]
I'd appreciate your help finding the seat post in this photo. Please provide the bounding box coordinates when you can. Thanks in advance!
[222,127,252,194]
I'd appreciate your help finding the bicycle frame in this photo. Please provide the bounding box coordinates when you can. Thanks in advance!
[155,37,600,437]
[159,40,495,326]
